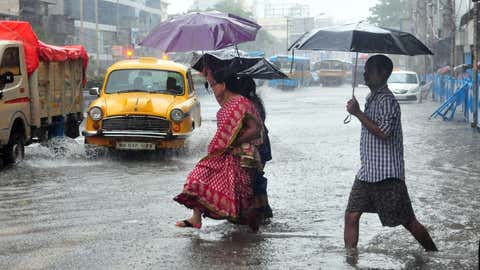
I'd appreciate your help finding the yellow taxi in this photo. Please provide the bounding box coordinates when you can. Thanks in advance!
[82,57,201,150]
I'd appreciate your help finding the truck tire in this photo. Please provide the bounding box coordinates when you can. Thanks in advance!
[65,116,80,139]
[3,131,25,164]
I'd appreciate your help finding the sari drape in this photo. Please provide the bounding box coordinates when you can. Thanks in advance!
[174,95,263,223]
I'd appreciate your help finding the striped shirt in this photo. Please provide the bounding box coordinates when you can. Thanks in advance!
[357,85,405,182]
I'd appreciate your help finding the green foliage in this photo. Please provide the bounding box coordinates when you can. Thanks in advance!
[31,25,48,42]
[189,0,254,19]
[367,0,409,29]
[238,29,276,53]
[211,0,254,19]
[85,75,104,89]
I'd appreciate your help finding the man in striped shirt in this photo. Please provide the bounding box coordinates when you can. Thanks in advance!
[344,55,437,252]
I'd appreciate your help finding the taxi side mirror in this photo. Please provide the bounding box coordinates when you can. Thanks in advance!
[420,81,426,86]
[89,87,100,96]
[0,71,14,84]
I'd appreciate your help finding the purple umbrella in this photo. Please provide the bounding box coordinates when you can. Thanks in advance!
[140,11,261,52]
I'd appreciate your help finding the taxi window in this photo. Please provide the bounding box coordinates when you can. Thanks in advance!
[0,47,21,76]
[105,69,185,95]
[388,73,418,84]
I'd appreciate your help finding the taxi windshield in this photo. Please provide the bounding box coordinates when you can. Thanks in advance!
[388,73,418,84]
[105,69,185,95]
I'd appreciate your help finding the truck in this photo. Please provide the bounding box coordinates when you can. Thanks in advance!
[0,21,88,165]
[313,59,349,86]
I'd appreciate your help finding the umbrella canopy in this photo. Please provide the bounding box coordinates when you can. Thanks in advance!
[290,22,433,56]
[140,11,261,52]
[289,22,433,124]
[236,59,288,79]
[191,50,288,79]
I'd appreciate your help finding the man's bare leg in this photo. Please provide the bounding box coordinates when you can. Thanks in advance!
[344,211,362,249]
[403,218,438,251]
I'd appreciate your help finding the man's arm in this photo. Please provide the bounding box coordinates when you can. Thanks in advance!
[346,96,388,140]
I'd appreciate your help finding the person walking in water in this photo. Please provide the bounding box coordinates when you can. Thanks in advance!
[236,76,273,224]
[345,54,438,251]
[174,69,264,231]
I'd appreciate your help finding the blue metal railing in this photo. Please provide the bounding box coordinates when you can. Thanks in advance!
[426,73,479,123]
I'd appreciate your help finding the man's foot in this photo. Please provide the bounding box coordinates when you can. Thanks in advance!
[345,248,359,266]
[175,219,201,229]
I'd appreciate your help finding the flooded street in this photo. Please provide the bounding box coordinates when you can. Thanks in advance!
[1,85,479,269]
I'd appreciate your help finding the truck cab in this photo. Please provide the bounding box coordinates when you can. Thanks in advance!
[0,41,30,164]
[0,21,88,166]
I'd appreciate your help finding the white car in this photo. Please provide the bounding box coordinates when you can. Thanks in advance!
[388,70,422,102]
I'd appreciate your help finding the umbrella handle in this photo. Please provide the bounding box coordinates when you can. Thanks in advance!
[235,44,240,57]
[344,52,359,125]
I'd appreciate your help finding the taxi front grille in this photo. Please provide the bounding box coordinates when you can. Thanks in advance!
[102,116,170,132]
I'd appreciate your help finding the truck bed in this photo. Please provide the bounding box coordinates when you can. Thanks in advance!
[37,59,84,119]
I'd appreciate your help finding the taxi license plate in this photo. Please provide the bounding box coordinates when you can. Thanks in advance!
[116,142,156,150]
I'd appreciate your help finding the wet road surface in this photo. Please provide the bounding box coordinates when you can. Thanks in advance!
[1,85,479,269]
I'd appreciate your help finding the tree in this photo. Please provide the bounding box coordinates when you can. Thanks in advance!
[211,0,254,19]
[188,0,281,56]
[367,0,409,29]
[188,0,254,19]
[238,29,278,56]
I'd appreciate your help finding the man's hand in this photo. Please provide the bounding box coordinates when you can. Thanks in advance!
[346,96,389,140]
[346,96,361,116]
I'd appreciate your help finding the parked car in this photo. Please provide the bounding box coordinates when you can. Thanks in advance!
[82,57,201,150]
[388,70,423,102]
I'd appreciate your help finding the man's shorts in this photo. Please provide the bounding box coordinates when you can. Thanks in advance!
[346,177,416,227]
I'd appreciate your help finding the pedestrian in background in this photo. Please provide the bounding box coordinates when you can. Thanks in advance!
[174,69,264,231]
[344,54,438,252]
[236,76,273,224]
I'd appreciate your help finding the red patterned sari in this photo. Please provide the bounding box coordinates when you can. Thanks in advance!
[174,95,263,224]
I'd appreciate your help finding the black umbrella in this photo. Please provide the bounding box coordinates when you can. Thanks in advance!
[191,50,288,80]
[290,22,433,55]
[289,21,433,123]
[237,59,288,79]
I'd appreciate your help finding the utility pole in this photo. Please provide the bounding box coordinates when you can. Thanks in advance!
[116,0,119,44]
[424,0,435,100]
[286,17,289,52]
[80,0,84,44]
[446,0,456,71]
[95,0,100,76]
[473,1,479,128]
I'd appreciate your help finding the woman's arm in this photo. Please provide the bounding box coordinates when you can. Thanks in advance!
[232,117,261,146]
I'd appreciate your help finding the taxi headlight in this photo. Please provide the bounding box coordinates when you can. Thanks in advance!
[89,106,103,121]
[170,109,184,122]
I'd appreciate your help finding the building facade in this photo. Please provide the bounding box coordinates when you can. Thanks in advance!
[1,0,168,74]
[0,0,21,19]
[257,1,313,54]
[59,0,168,74]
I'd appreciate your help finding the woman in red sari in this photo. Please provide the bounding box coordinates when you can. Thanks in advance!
[174,70,264,230]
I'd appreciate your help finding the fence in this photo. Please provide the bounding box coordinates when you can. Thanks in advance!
[426,73,480,127]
